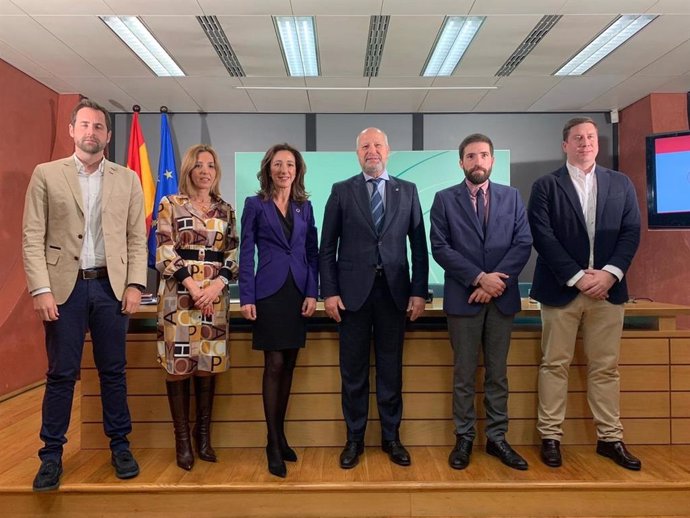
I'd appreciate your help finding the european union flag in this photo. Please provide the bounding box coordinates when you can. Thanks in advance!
[148,112,178,268]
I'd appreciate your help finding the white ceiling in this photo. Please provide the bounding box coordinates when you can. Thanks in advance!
[1,0,689,113]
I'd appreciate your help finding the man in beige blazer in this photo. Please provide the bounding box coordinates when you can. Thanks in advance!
[22,99,147,491]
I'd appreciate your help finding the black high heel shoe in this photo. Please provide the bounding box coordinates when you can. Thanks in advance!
[279,435,297,462]
[266,444,287,478]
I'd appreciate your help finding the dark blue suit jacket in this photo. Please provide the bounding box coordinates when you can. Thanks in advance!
[238,195,319,305]
[319,174,429,312]
[430,181,532,316]
[528,165,641,307]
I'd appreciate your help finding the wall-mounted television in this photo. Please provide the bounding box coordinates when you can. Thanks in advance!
[646,130,690,228]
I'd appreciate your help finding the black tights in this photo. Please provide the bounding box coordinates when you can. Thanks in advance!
[262,349,299,447]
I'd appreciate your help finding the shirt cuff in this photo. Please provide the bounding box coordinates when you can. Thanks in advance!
[31,287,52,296]
[602,265,624,282]
[473,271,485,287]
[566,270,585,287]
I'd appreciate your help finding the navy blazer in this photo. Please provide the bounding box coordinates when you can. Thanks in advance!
[430,181,532,316]
[238,195,319,305]
[528,165,641,307]
[319,174,429,313]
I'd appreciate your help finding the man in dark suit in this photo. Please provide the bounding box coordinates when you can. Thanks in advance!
[319,127,429,469]
[528,117,641,471]
[430,133,532,471]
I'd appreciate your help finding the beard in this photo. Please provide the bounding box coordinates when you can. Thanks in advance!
[76,137,106,154]
[464,165,491,185]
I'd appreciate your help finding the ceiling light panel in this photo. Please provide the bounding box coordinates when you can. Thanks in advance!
[100,16,185,77]
[274,16,320,77]
[422,16,485,77]
[554,14,657,76]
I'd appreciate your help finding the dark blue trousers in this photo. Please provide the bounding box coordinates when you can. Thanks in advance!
[39,277,132,461]
[339,274,406,443]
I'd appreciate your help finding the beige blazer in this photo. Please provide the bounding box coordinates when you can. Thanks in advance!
[22,156,148,304]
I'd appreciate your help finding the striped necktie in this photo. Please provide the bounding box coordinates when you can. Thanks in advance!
[369,178,384,234]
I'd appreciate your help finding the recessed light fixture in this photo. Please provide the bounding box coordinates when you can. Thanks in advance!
[101,16,184,77]
[422,16,485,77]
[554,14,657,76]
[274,16,320,77]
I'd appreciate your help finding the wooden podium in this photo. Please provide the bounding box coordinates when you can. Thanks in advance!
[81,299,690,449]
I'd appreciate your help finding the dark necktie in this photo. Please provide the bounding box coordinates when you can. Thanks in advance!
[369,178,384,234]
[476,188,486,233]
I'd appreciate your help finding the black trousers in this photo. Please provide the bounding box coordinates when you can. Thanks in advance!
[339,274,406,442]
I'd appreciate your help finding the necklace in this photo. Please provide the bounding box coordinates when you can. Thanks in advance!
[191,197,212,212]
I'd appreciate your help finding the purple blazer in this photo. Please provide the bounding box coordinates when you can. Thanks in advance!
[239,195,319,305]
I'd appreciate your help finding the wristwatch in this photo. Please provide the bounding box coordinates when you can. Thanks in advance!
[218,275,230,287]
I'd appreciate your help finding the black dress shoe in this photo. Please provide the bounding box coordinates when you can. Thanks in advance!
[486,440,528,471]
[111,450,140,479]
[33,459,62,492]
[339,441,364,469]
[540,439,562,468]
[448,437,473,470]
[382,440,411,466]
[596,440,642,471]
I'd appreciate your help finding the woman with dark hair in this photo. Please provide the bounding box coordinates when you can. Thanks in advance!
[156,144,239,470]
[239,143,318,477]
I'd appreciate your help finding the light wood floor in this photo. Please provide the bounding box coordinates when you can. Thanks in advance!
[2,385,690,517]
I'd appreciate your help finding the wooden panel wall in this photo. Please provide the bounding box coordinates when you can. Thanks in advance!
[81,328,689,449]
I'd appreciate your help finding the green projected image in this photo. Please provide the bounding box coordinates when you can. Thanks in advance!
[235,150,510,285]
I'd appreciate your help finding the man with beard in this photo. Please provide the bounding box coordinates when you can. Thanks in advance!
[23,99,147,490]
[320,127,428,469]
[430,133,532,470]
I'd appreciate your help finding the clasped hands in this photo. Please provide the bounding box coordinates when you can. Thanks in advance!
[469,271,509,304]
[575,269,616,300]
[187,277,225,317]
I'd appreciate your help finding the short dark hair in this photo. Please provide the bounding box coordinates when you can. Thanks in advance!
[459,133,494,159]
[257,143,309,203]
[562,117,597,141]
[70,98,112,133]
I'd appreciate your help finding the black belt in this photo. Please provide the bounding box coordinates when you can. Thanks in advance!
[79,267,108,280]
[176,248,224,262]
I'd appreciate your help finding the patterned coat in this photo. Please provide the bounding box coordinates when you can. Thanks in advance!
[155,194,239,375]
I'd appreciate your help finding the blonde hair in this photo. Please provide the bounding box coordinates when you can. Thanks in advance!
[178,144,222,199]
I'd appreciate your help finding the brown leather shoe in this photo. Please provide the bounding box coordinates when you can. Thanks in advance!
[596,440,641,471]
[540,439,562,468]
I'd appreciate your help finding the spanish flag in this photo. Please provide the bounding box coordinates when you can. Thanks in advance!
[126,111,156,234]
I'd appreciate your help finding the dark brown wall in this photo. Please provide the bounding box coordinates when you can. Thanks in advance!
[620,93,690,328]
[0,58,80,397]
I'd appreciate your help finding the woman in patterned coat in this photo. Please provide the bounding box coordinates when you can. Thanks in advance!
[155,144,239,470]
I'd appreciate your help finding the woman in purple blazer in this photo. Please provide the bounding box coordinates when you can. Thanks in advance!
[239,143,318,478]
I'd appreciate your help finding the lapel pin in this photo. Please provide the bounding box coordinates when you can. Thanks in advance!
[295,207,301,213]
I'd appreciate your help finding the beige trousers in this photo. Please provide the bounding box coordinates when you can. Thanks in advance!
[537,293,625,441]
